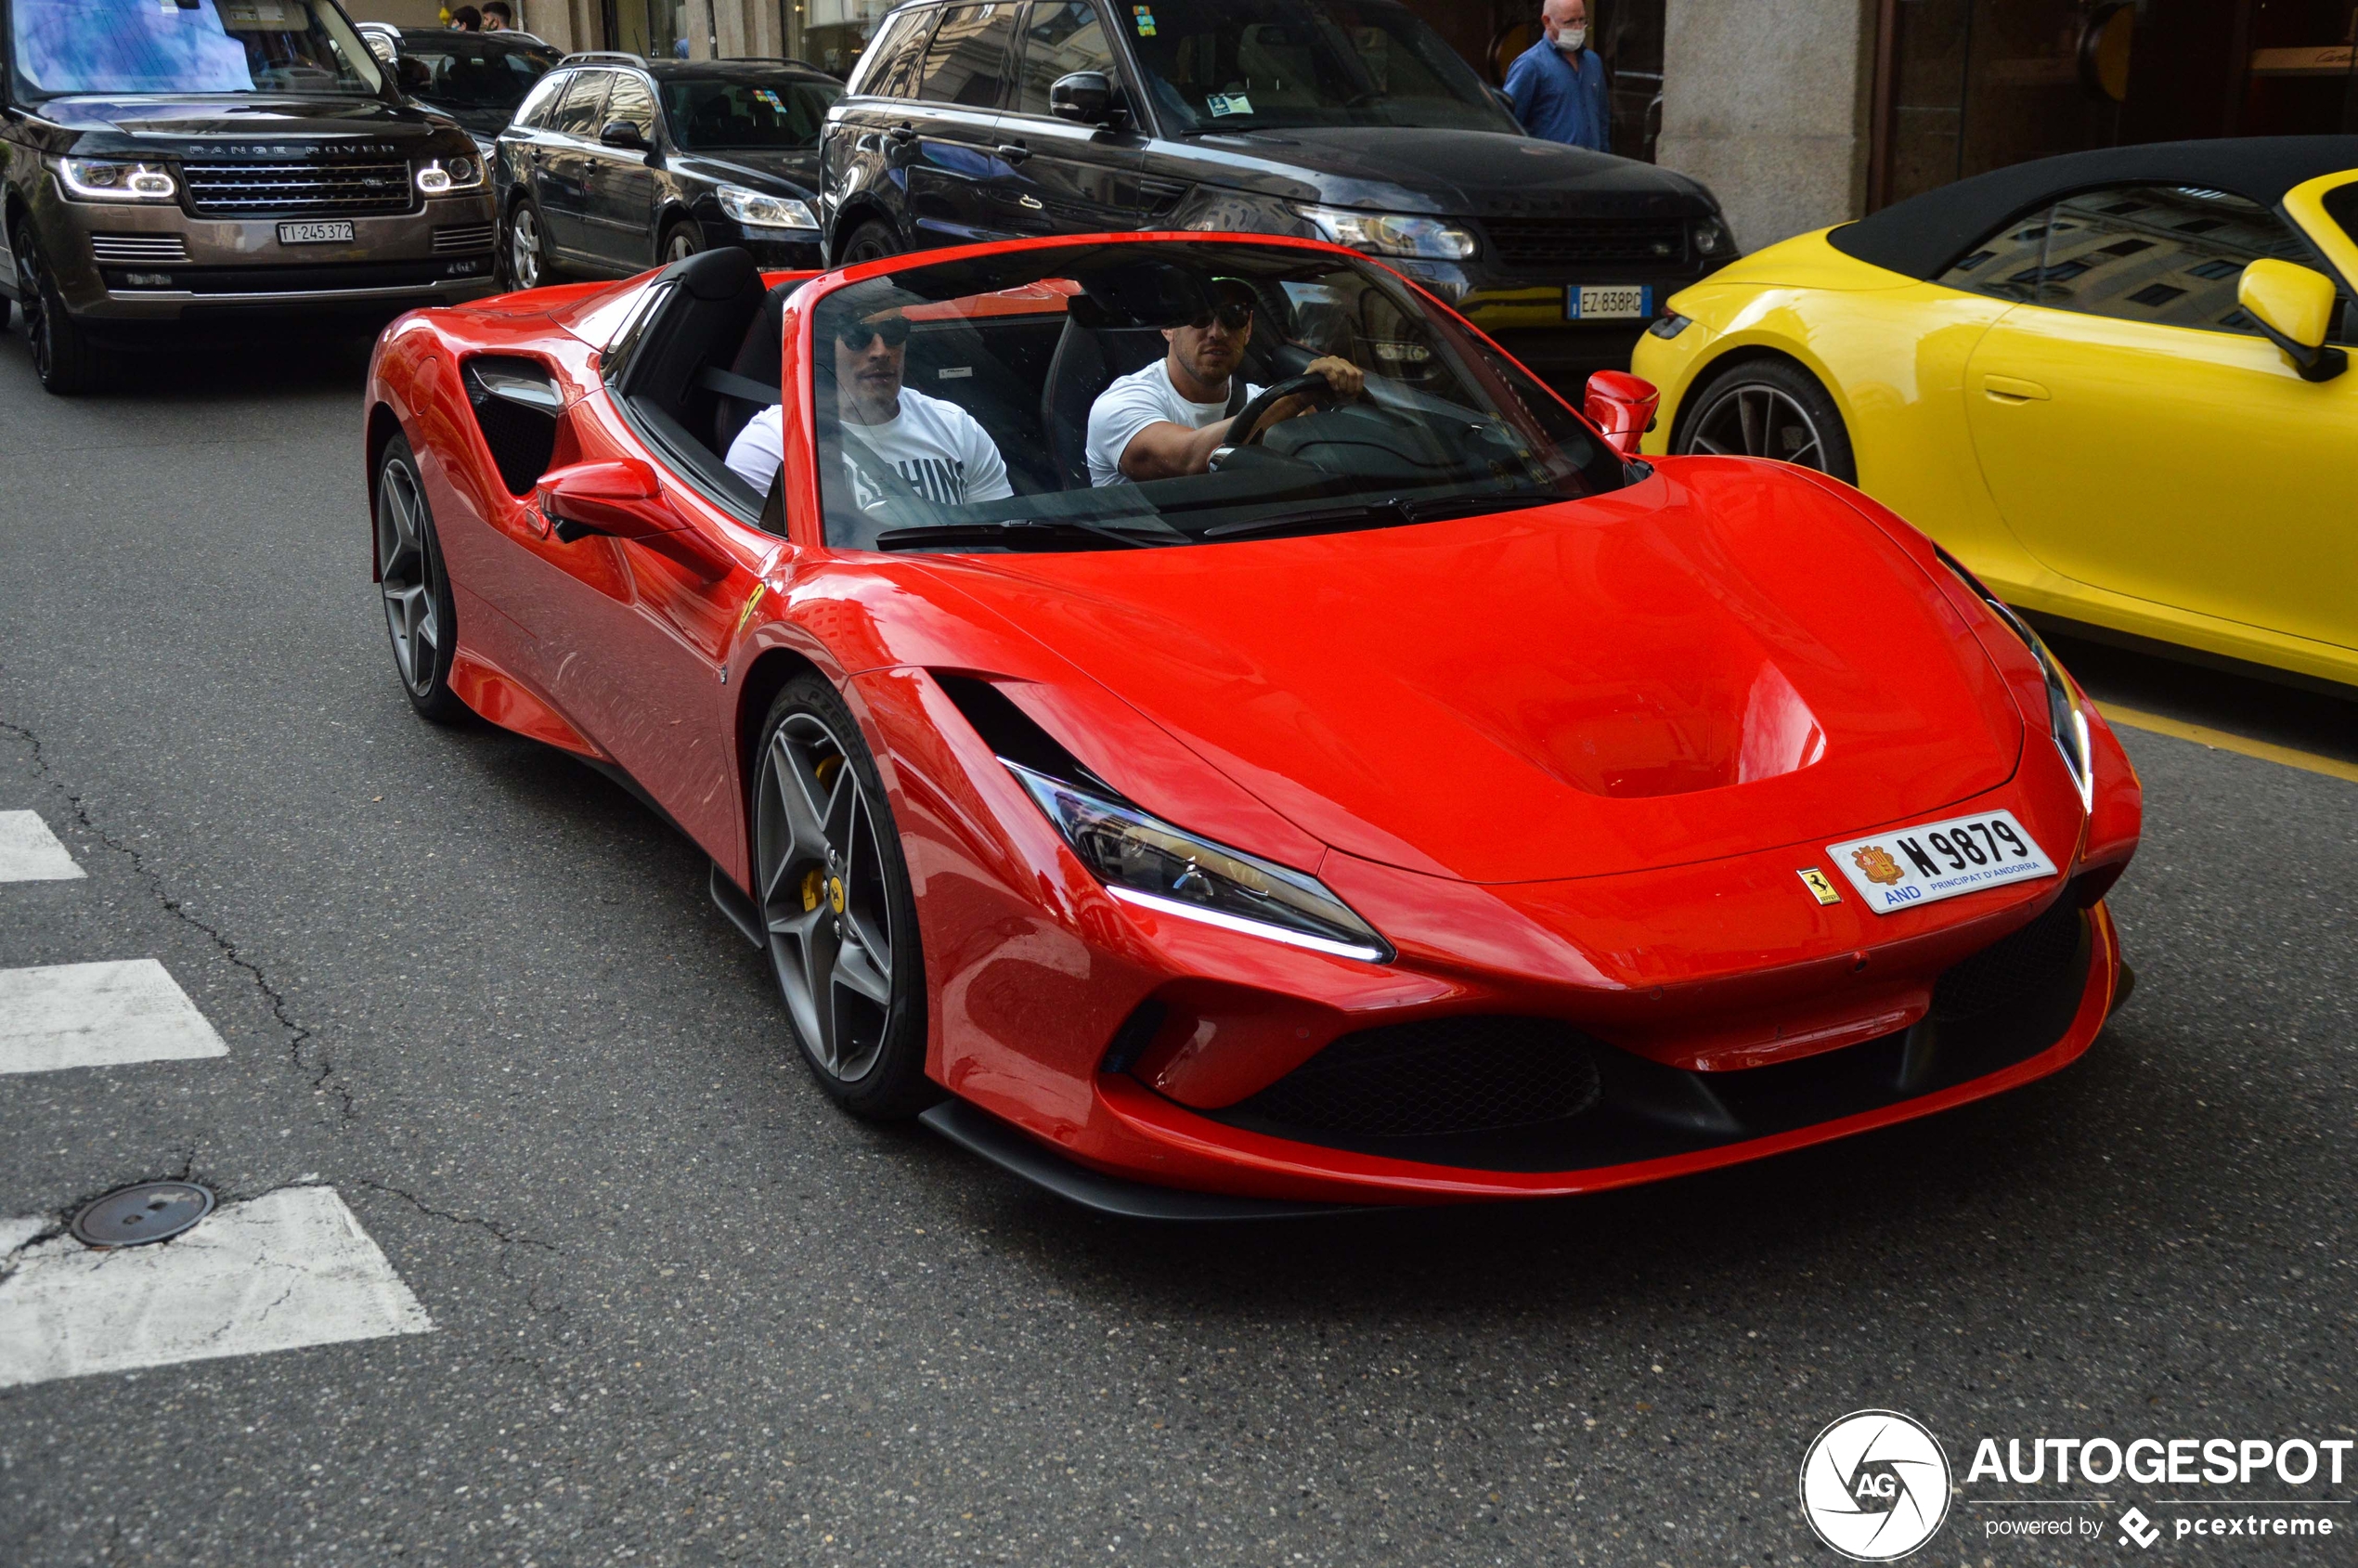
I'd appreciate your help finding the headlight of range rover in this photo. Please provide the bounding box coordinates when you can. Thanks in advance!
[1006,760,1393,962]
[416,155,485,194]
[56,158,178,201]
[716,185,820,232]
[1291,202,1478,262]
[1936,547,2093,809]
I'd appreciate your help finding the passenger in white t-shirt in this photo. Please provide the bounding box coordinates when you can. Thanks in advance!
[1084,279,1365,486]
[724,283,1012,536]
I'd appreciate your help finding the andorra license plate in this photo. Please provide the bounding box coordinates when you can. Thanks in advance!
[1826,810,2058,914]
[279,220,356,245]
[1566,284,1651,320]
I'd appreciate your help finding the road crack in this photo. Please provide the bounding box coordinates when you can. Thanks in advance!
[0,716,352,1119]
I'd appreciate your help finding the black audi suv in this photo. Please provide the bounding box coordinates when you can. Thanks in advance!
[493,53,841,286]
[818,0,1736,386]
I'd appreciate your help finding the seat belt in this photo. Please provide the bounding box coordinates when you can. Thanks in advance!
[697,366,783,405]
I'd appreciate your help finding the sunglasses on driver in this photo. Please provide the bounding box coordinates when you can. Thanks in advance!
[836,315,913,351]
[1186,300,1254,332]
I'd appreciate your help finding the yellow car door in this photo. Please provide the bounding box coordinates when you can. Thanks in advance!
[1959,183,2358,652]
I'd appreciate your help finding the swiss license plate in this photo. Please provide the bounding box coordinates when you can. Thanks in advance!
[278,220,355,245]
[1827,810,2058,914]
[1567,284,1651,320]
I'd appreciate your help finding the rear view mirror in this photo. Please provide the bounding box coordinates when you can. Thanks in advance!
[2237,259,2348,382]
[1583,370,1661,460]
[1049,71,1114,126]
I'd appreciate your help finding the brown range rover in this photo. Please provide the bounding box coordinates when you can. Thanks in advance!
[0,0,498,393]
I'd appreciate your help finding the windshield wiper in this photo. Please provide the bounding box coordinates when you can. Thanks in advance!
[872,517,1173,552]
[1200,491,1567,540]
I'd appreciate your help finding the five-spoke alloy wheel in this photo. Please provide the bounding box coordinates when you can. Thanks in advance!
[754,677,929,1118]
[506,201,551,291]
[375,436,465,721]
[1674,357,1857,483]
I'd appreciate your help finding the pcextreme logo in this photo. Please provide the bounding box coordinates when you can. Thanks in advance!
[1799,1409,1954,1561]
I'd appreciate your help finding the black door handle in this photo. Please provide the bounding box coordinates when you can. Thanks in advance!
[994,142,1031,163]
[887,123,916,144]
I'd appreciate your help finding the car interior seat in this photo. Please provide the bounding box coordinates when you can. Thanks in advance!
[709,276,808,457]
[1038,317,1180,487]
[609,244,769,511]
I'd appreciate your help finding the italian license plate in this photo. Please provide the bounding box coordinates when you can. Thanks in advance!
[1567,284,1651,320]
[1827,810,2058,914]
[278,220,355,245]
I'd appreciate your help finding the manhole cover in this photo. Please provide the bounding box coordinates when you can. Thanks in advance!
[71,1181,215,1248]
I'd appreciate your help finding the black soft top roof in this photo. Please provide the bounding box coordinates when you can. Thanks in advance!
[1829,136,2358,280]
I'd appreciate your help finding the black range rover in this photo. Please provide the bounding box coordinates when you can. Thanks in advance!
[819,0,1736,388]
[0,0,497,393]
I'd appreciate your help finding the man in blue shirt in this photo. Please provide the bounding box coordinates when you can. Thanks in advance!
[1503,0,1610,152]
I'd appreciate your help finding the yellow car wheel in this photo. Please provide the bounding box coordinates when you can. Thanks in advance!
[1673,356,1857,484]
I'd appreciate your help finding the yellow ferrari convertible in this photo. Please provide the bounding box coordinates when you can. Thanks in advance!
[1633,136,2358,691]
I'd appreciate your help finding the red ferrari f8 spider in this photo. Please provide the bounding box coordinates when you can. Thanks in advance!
[363,233,2141,1216]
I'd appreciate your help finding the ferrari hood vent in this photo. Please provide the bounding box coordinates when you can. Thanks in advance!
[927,468,2022,884]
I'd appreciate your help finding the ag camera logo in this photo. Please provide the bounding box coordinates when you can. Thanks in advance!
[1800,1409,1954,1561]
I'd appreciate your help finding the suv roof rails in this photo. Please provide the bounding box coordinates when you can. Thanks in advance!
[721,56,823,69]
[559,50,649,68]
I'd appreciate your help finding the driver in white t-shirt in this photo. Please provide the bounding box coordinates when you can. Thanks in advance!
[725,281,1013,528]
[1084,279,1364,486]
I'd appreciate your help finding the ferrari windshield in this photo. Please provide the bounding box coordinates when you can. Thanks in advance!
[11,0,385,97]
[805,240,1626,553]
[1124,0,1516,136]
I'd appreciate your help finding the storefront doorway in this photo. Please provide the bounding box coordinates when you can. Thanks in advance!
[1870,0,2358,211]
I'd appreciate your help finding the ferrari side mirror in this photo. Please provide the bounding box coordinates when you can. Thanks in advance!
[538,460,732,578]
[2237,259,2348,383]
[1583,369,1661,459]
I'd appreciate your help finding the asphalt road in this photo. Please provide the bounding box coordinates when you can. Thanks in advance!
[1,318,2353,1568]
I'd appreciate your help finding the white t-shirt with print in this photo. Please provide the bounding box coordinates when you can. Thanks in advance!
[1084,359,1263,486]
[724,388,1014,516]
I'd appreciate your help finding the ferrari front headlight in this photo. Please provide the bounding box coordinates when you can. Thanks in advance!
[1936,547,2092,809]
[1006,761,1393,962]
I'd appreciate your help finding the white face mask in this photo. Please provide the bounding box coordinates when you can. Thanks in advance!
[1557,24,1587,52]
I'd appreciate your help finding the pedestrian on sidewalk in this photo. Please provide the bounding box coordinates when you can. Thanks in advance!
[1504,0,1610,152]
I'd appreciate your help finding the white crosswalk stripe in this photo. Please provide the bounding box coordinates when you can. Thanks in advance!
[0,959,229,1074]
[0,1186,433,1388]
[0,810,82,882]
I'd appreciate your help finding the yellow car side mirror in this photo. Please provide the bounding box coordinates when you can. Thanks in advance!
[2237,259,2348,382]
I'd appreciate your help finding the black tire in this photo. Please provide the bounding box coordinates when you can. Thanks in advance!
[658,216,705,266]
[752,674,932,1121]
[838,217,900,267]
[1672,356,1857,484]
[11,218,109,395]
[503,197,557,291]
[373,435,467,723]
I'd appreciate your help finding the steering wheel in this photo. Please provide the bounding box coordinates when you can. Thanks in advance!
[1227,372,1341,448]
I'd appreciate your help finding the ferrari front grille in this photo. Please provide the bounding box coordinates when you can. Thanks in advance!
[1237,1017,1603,1138]
[1933,896,2084,1020]
[181,161,414,217]
[89,233,190,264]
